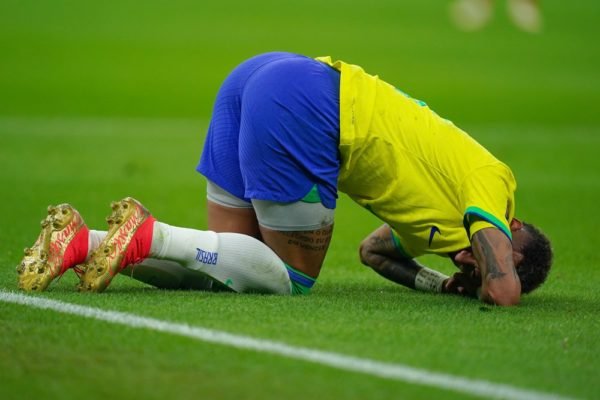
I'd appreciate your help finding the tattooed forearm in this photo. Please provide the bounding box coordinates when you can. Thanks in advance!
[360,227,423,288]
[368,233,399,255]
[472,230,511,280]
[376,258,422,289]
[361,225,453,293]
[471,228,521,305]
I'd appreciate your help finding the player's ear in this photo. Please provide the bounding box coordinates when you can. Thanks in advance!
[510,218,523,231]
[513,251,524,267]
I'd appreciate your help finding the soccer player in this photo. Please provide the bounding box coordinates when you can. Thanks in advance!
[450,0,542,33]
[17,52,552,305]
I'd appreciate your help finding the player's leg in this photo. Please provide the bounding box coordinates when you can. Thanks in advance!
[120,259,215,290]
[507,0,542,33]
[16,208,215,292]
[449,0,493,32]
[252,197,335,294]
[72,193,334,294]
[143,182,291,294]
[41,53,338,294]
[92,228,216,290]
[78,54,341,293]
[73,197,291,293]
[116,178,260,292]
[82,53,291,293]
[205,180,261,238]
[16,209,200,292]
[146,186,336,295]
[256,227,333,281]
[92,227,217,290]
[77,54,303,293]
[236,54,341,291]
[89,52,278,291]
[188,54,298,292]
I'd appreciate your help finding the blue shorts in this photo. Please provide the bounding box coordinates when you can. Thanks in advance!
[197,52,341,209]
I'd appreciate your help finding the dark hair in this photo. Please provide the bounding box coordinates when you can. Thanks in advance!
[517,223,553,294]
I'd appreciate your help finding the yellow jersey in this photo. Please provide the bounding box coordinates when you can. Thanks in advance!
[316,56,516,258]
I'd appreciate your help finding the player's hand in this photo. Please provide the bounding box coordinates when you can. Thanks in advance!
[443,271,481,298]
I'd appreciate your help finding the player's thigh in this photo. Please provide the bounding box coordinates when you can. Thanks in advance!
[207,201,260,238]
[238,56,340,210]
[198,53,302,204]
[206,180,260,238]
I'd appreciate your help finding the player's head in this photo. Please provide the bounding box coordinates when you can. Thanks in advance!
[512,221,553,294]
[452,219,553,294]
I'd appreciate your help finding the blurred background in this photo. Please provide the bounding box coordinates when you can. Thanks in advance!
[1,0,598,125]
[1,4,599,398]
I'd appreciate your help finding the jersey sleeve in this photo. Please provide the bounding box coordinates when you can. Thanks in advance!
[459,163,516,241]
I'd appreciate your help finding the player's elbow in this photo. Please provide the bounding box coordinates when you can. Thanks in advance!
[483,283,521,306]
[359,240,371,266]
[489,292,520,306]
[359,240,378,269]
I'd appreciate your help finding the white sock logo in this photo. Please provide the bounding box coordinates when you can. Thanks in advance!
[195,248,218,265]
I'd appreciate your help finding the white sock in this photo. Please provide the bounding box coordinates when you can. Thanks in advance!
[150,222,292,294]
[88,229,212,290]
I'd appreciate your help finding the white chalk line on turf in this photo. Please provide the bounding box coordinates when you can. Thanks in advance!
[0,291,576,400]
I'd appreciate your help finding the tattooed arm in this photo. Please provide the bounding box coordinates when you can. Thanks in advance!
[359,225,449,292]
[471,228,521,306]
[361,225,521,305]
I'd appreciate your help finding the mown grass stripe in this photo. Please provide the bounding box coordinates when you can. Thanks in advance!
[0,290,576,400]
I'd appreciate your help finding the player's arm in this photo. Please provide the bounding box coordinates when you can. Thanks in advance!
[359,225,449,293]
[470,227,521,306]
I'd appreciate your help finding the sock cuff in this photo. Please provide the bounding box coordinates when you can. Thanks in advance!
[284,263,316,295]
[150,221,173,259]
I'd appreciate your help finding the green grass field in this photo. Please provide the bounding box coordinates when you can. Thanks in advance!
[1,1,599,399]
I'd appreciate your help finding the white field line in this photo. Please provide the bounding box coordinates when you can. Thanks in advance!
[0,290,575,400]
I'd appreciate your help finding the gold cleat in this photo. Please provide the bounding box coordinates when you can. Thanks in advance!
[77,197,155,293]
[17,204,89,291]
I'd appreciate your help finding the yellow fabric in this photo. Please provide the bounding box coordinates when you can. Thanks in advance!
[469,220,496,236]
[316,56,516,257]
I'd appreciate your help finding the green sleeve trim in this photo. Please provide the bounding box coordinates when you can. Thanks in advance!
[389,227,412,258]
[463,206,512,240]
[301,184,321,204]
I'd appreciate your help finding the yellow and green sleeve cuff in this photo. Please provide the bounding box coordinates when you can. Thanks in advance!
[463,206,512,241]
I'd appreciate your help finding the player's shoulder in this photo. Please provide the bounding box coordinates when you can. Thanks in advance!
[459,159,515,186]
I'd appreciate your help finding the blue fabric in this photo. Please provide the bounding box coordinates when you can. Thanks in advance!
[197,52,341,209]
[285,264,316,289]
[285,264,316,295]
